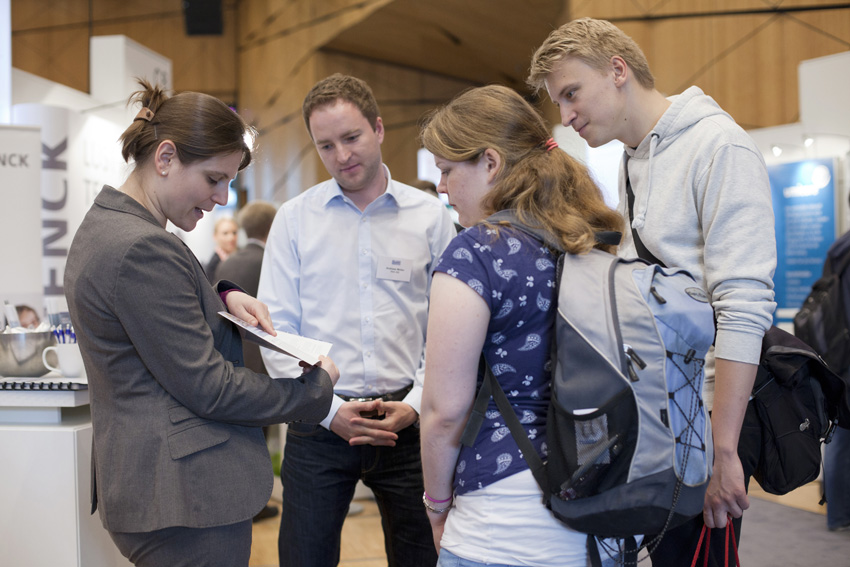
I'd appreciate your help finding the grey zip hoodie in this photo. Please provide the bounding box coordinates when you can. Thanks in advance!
[617,86,777,405]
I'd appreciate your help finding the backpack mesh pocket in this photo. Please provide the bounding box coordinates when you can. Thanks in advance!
[547,386,638,501]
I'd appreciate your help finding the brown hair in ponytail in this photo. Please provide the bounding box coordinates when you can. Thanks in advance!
[420,84,622,254]
[119,78,255,171]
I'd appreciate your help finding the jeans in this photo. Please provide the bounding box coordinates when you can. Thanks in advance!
[824,424,850,530]
[438,548,527,567]
[278,421,437,567]
[438,547,623,567]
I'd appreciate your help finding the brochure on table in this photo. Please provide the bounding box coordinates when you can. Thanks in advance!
[218,312,331,365]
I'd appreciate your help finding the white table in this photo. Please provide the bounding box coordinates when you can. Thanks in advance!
[0,374,131,567]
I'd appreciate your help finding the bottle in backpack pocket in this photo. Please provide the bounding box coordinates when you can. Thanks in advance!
[558,414,625,501]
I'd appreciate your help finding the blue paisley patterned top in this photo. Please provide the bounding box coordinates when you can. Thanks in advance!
[433,223,557,495]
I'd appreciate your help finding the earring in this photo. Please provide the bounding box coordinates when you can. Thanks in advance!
[161,171,166,176]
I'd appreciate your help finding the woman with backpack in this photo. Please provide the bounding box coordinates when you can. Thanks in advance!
[418,84,624,567]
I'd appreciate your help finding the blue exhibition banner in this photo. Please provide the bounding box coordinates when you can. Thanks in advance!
[769,158,836,325]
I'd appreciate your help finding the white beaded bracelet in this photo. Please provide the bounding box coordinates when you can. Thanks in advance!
[422,491,453,514]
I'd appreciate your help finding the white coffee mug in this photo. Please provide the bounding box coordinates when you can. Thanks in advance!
[42,343,84,377]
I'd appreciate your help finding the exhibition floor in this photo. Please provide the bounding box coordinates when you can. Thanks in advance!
[247,481,850,567]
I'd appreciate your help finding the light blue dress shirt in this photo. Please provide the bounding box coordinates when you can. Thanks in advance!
[258,166,456,429]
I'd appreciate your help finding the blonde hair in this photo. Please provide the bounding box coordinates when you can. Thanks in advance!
[420,85,622,255]
[119,78,255,171]
[528,18,654,93]
[213,217,238,234]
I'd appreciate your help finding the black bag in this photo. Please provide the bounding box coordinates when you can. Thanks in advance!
[793,247,850,373]
[750,326,849,495]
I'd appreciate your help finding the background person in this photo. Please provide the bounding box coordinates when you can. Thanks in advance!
[822,191,850,533]
[15,304,40,329]
[64,79,338,567]
[258,73,455,567]
[216,199,281,522]
[419,84,625,567]
[528,18,777,566]
[408,178,440,199]
[410,178,463,233]
[217,200,278,376]
[205,216,238,281]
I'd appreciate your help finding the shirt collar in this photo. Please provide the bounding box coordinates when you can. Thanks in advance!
[319,164,400,209]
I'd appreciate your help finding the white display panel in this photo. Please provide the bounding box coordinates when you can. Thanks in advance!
[0,0,10,124]
[0,125,43,309]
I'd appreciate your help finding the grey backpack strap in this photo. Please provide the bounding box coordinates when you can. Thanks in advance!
[487,210,620,250]
[459,356,549,496]
[484,364,549,496]
[460,357,494,447]
[486,210,563,252]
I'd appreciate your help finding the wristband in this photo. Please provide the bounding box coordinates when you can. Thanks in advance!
[422,491,453,514]
[423,491,453,504]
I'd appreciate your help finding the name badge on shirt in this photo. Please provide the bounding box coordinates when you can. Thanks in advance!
[377,256,412,282]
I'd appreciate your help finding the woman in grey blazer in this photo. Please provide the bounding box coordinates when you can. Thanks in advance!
[64,80,339,567]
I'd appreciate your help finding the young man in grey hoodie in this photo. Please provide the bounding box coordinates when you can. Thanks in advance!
[528,18,777,567]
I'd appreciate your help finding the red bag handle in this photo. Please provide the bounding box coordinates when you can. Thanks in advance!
[690,525,711,567]
[726,521,741,567]
[691,520,741,567]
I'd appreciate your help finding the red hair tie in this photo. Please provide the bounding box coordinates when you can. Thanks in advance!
[545,137,559,152]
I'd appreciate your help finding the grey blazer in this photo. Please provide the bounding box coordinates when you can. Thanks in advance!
[64,187,333,533]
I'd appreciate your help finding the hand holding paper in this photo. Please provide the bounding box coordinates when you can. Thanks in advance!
[222,291,276,335]
[218,311,332,365]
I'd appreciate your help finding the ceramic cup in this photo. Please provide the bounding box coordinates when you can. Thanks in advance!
[42,343,84,377]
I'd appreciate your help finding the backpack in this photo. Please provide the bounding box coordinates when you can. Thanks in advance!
[751,326,848,495]
[623,195,850,497]
[793,247,850,374]
[461,211,716,563]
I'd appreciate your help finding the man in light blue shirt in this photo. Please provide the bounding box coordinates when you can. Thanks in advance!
[258,73,455,567]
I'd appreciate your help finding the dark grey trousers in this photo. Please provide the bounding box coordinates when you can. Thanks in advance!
[109,519,252,567]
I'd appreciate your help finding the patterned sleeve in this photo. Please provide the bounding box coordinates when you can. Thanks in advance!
[434,224,557,494]
[433,225,502,315]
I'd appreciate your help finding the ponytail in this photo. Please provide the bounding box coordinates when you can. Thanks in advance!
[118,78,254,171]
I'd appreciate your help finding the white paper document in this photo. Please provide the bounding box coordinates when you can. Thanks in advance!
[218,311,332,365]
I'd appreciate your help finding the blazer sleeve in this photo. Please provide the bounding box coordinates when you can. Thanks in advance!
[111,232,333,426]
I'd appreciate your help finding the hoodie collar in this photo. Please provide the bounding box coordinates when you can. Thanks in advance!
[625,86,727,230]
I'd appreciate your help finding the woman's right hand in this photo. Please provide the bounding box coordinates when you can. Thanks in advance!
[427,510,447,553]
[300,355,340,385]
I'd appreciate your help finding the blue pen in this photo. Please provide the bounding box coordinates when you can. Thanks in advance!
[69,326,76,344]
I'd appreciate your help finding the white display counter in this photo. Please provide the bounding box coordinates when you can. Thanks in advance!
[0,374,131,567]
